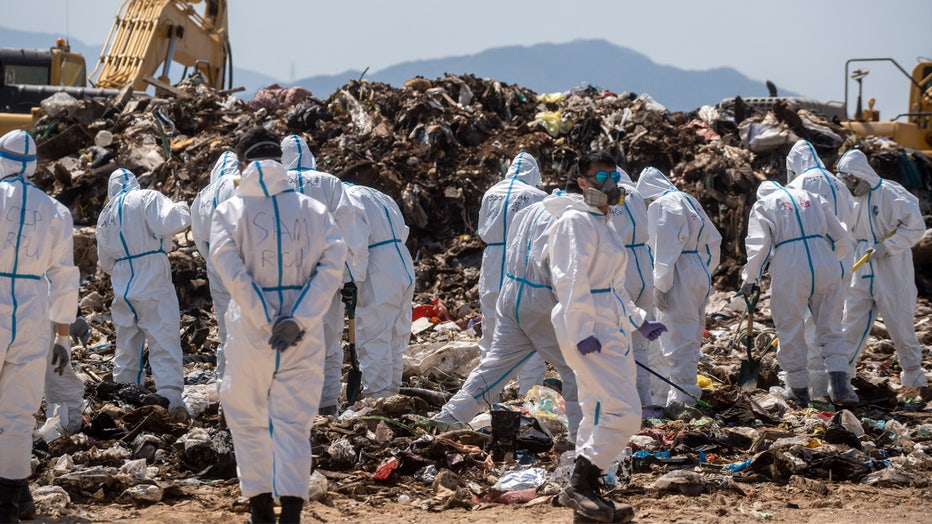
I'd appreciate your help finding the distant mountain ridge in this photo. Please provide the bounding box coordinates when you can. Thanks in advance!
[1,28,786,110]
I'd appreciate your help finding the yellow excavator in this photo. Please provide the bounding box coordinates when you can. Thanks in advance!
[0,0,231,134]
[841,58,932,156]
[735,58,932,157]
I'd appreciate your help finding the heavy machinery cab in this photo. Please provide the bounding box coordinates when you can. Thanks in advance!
[0,47,88,113]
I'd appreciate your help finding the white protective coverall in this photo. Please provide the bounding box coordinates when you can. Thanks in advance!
[837,150,927,387]
[433,198,582,436]
[636,167,722,406]
[211,159,346,499]
[96,169,190,411]
[546,192,645,471]
[785,139,855,396]
[741,181,851,390]
[609,168,656,407]
[477,152,548,391]
[281,135,366,409]
[0,130,79,479]
[191,151,240,383]
[343,184,415,398]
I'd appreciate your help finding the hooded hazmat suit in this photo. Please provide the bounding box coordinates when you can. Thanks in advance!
[432,197,582,436]
[191,151,240,383]
[281,135,366,410]
[636,167,722,407]
[741,181,850,390]
[211,158,346,499]
[836,150,927,387]
[608,168,657,407]
[0,130,79,480]
[546,192,645,471]
[343,184,415,398]
[477,152,548,390]
[785,139,855,397]
[96,168,190,412]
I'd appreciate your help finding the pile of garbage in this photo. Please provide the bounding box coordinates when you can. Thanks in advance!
[19,76,932,517]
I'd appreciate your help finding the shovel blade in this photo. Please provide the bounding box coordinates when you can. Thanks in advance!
[346,344,363,404]
[737,359,760,390]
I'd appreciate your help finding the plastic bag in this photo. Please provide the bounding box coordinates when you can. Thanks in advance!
[534,111,569,137]
[522,385,567,427]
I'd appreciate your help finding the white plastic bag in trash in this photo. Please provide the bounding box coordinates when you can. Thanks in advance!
[492,467,548,491]
[308,470,328,501]
[40,92,80,118]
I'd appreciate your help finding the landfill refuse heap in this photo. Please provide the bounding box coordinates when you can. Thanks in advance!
[20,76,932,519]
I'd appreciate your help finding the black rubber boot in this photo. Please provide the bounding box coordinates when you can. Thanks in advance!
[0,478,24,524]
[558,457,614,523]
[610,502,634,523]
[16,486,33,521]
[829,371,859,406]
[791,387,810,408]
[246,493,275,524]
[279,496,304,524]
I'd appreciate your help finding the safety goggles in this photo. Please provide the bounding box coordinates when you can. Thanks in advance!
[592,170,622,183]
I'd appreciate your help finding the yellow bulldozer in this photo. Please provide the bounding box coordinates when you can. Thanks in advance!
[0,0,231,134]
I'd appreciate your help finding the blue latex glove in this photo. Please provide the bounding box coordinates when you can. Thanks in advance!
[637,320,667,341]
[576,336,602,355]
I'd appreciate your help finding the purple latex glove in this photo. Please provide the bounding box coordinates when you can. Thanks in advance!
[637,320,667,341]
[576,336,602,355]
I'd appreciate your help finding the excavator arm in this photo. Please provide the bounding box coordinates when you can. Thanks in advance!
[89,0,231,92]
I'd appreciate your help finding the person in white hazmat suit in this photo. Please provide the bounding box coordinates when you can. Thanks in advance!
[211,128,346,524]
[281,135,366,414]
[342,183,415,399]
[608,167,657,408]
[431,196,583,439]
[477,151,549,392]
[190,151,240,387]
[0,130,79,521]
[785,139,855,399]
[96,168,190,418]
[551,152,667,523]
[636,167,722,411]
[836,149,927,387]
[740,181,857,406]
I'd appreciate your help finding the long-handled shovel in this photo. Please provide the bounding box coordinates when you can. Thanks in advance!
[635,360,713,409]
[737,285,762,390]
[343,284,363,405]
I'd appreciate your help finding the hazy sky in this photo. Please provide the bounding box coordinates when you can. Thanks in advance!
[3,0,930,116]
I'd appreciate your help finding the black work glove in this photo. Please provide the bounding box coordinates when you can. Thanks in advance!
[340,282,358,309]
[69,316,92,348]
[268,316,305,352]
[51,335,71,376]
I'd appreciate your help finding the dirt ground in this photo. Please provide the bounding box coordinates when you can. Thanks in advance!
[32,479,932,523]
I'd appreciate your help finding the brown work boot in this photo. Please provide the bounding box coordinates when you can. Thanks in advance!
[558,456,614,523]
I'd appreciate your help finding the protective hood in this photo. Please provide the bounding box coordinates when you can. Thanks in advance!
[635,166,676,200]
[281,134,317,171]
[756,180,783,200]
[210,150,240,183]
[616,166,634,186]
[237,159,292,198]
[543,192,596,218]
[785,139,825,182]
[836,149,881,188]
[107,168,140,198]
[0,129,37,179]
[505,151,541,187]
